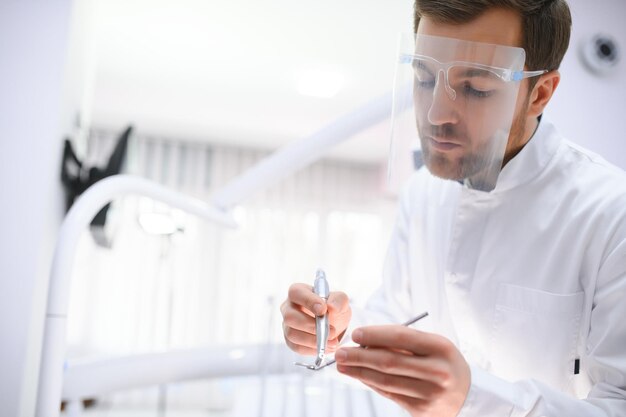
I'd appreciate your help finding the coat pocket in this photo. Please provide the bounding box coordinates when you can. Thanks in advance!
[489,283,584,390]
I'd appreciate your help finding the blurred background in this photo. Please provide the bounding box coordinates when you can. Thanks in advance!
[1,0,624,416]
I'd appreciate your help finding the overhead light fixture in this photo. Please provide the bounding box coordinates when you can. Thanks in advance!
[295,69,344,98]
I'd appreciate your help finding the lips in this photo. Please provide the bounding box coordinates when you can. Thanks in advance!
[427,136,462,151]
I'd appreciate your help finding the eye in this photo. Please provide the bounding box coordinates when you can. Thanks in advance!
[414,71,435,89]
[413,61,435,89]
[450,65,502,99]
[416,78,435,89]
[462,82,493,99]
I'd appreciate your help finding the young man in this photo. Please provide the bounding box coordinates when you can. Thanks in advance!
[281,1,626,416]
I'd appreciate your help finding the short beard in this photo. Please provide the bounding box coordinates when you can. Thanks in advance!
[420,126,506,191]
[421,136,494,181]
[420,100,531,191]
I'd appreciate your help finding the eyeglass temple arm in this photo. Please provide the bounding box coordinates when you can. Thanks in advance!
[512,69,549,81]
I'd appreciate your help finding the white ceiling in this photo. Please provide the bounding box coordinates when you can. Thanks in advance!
[91,0,415,163]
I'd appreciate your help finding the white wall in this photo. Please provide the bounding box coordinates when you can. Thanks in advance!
[547,0,626,169]
[0,2,92,416]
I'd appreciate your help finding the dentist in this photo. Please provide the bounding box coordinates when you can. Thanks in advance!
[281,1,626,416]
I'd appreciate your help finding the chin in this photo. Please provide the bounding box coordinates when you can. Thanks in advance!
[424,159,464,181]
[423,149,465,181]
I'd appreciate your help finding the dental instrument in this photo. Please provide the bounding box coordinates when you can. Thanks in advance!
[294,269,330,370]
[313,269,330,367]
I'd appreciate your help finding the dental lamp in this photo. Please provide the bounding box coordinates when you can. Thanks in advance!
[35,175,237,417]
[36,89,397,416]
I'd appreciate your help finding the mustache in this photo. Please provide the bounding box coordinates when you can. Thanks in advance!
[421,124,462,141]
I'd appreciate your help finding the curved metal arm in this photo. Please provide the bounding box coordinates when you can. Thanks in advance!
[36,175,237,417]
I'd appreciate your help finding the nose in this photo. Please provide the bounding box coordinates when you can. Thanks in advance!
[427,70,459,126]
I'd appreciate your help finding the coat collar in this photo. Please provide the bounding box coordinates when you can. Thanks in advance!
[490,117,562,193]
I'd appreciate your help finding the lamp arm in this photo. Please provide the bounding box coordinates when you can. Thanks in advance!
[210,91,393,210]
[35,174,237,417]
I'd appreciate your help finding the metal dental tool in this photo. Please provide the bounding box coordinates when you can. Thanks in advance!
[313,269,330,367]
[294,269,330,370]
[296,311,429,371]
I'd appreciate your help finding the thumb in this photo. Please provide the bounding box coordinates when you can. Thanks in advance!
[327,291,350,314]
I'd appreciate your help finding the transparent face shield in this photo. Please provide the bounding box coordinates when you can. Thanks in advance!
[388,34,545,192]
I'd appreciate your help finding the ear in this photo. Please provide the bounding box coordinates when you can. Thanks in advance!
[526,70,561,118]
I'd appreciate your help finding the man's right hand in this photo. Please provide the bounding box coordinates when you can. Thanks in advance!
[280,283,352,356]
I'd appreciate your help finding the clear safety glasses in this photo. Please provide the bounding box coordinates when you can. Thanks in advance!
[401,53,548,101]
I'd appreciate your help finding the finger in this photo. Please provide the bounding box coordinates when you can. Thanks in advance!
[336,364,442,400]
[283,323,341,349]
[282,303,316,333]
[287,343,318,356]
[281,298,313,318]
[335,346,446,382]
[327,325,344,341]
[283,324,317,349]
[283,325,321,357]
[283,327,316,349]
[288,283,327,316]
[324,338,342,353]
[327,291,350,315]
[352,325,448,356]
[286,342,342,356]
[363,383,427,413]
[283,303,345,340]
[327,292,352,334]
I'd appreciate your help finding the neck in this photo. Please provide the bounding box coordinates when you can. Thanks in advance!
[502,115,540,167]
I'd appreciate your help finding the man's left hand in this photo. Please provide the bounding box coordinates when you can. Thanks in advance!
[335,325,470,417]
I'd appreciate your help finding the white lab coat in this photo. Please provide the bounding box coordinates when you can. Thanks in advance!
[357,119,626,416]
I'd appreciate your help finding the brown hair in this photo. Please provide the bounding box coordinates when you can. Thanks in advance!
[413,0,572,90]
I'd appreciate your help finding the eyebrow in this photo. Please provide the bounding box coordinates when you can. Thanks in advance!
[459,67,498,79]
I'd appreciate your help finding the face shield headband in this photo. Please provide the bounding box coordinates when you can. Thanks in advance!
[388,33,546,192]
